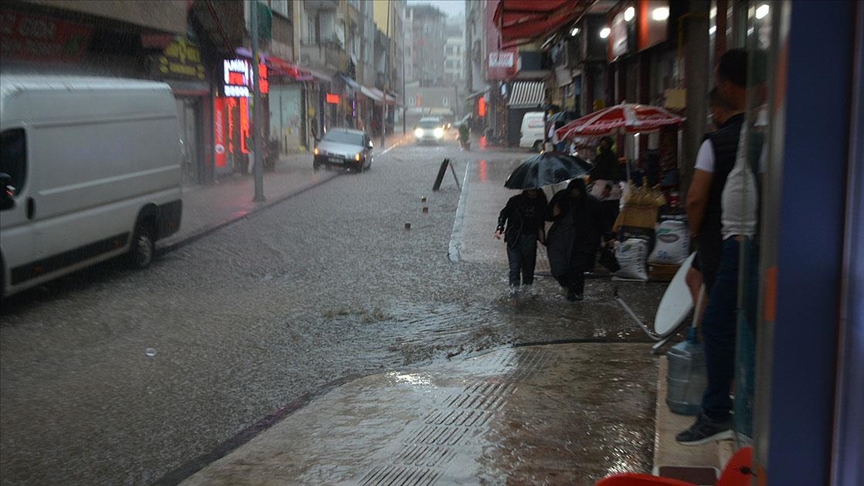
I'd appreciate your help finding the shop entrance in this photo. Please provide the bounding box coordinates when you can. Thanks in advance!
[176,97,202,185]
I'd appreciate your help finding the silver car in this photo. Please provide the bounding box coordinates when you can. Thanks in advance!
[313,128,374,173]
[413,117,446,144]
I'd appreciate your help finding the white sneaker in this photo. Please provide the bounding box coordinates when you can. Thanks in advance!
[508,286,520,298]
[522,285,536,297]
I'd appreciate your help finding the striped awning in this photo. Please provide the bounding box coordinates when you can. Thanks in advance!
[508,81,545,108]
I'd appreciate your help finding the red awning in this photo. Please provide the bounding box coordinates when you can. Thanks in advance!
[494,0,588,48]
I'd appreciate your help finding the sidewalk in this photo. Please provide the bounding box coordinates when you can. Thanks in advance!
[153,138,732,485]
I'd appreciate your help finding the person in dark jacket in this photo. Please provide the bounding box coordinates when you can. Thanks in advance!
[590,136,623,182]
[495,189,548,296]
[546,178,603,301]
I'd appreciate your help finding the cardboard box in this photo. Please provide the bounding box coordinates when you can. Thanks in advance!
[649,263,681,282]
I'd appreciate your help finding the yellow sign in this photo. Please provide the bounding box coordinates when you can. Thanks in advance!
[154,37,205,81]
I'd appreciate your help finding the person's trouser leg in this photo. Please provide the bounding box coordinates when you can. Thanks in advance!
[507,243,522,287]
[520,234,538,285]
[700,238,740,420]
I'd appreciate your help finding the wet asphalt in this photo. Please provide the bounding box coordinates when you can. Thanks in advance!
[0,135,667,485]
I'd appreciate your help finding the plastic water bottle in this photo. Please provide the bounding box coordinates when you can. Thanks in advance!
[665,327,707,415]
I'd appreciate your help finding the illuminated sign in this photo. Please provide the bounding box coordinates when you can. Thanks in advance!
[326,93,340,104]
[154,37,205,80]
[222,59,269,98]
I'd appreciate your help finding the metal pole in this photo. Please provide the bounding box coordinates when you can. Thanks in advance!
[250,0,264,202]
[382,0,391,149]
[402,14,407,135]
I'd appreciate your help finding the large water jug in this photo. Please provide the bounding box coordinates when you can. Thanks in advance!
[666,328,707,415]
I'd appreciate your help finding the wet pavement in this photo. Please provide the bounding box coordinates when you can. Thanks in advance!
[176,343,657,486]
[0,133,724,486]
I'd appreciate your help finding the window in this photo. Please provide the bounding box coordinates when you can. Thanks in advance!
[0,129,27,196]
[408,97,416,107]
[270,0,289,17]
[442,97,449,107]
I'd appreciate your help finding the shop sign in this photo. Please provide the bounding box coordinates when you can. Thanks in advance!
[222,59,269,98]
[487,50,518,80]
[153,37,205,80]
[0,10,92,63]
[214,97,227,168]
[326,93,340,104]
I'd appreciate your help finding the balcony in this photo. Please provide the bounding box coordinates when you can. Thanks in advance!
[299,40,348,73]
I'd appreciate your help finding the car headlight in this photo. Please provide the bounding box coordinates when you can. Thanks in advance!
[313,147,319,155]
[434,128,444,138]
[414,128,424,137]
[355,153,361,161]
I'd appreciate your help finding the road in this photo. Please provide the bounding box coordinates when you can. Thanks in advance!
[0,135,665,485]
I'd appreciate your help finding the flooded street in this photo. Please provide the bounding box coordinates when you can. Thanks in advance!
[0,136,666,485]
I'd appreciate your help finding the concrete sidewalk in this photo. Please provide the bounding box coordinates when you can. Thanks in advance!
[154,139,733,485]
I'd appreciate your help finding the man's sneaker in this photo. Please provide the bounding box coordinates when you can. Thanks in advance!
[508,286,520,298]
[522,285,536,297]
[566,289,577,301]
[675,412,734,446]
[573,293,583,301]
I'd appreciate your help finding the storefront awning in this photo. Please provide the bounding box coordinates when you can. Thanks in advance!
[339,75,361,91]
[493,0,590,49]
[234,47,311,81]
[360,85,383,102]
[466,89,489,100]
[508,81,546,108]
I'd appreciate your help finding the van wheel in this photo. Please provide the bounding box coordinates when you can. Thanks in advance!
[127,220,155,269]
[532,141,543,152]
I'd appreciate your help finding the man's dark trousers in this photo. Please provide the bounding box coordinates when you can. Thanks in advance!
[507,233,538,287]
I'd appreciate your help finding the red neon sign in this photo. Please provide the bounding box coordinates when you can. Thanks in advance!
[478,97,487,117]
[326,93,340,104]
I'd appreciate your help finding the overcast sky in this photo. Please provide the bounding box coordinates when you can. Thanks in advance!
[406,0,465,19]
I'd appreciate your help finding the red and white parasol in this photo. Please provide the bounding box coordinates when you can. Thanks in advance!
[556,103,685,140]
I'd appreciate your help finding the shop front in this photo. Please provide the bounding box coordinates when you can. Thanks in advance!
[213,58,270,176]
[147,36,213,186]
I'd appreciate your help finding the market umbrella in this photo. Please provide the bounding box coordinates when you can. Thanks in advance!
[555,103,684,140]
[504,152,592,189]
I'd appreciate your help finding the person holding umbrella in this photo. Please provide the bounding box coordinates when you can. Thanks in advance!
[494,189,548,297]
[500,152,592,298]
[546,178,604,301]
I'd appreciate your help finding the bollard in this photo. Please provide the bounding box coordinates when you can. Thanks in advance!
[421,196,427,202]
[404,222,412,230]
[422,206,429,213]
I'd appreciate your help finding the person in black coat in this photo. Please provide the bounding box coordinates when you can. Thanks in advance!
[495,189,548,295]
[546,178,604,301]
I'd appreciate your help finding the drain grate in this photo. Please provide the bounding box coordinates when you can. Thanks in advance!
[358,348,559,485]
[392,444,458,468]
[358,464,441,486]
[423,408,492,427]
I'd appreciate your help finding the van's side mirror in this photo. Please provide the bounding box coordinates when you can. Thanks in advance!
[367,141,373,149]
[0,173,15,211]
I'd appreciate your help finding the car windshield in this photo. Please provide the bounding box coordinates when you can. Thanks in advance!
[323,131,363,145]
[418,120,441,129]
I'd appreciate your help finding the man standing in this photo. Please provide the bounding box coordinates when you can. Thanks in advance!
[676,48,766,446]
[684,87,745,311]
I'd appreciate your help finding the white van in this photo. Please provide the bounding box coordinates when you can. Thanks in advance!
[519,111,546,151]
[0,75,183,298]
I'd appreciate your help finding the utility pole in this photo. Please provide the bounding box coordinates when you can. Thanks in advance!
[250,0,264,202]
[381,0,391,149]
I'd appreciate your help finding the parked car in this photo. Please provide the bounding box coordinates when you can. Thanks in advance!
[413,117,446,144]
[313,128,373,173]
[0,75,183,299]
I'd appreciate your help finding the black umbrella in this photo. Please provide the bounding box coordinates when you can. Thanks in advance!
[504,152,592,189]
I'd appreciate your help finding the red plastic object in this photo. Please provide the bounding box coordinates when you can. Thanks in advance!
[595,473,696,486]
[717,446,754,486]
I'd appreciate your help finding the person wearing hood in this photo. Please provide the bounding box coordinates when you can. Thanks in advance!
[495,189,548,296]
[546,179,604,301]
